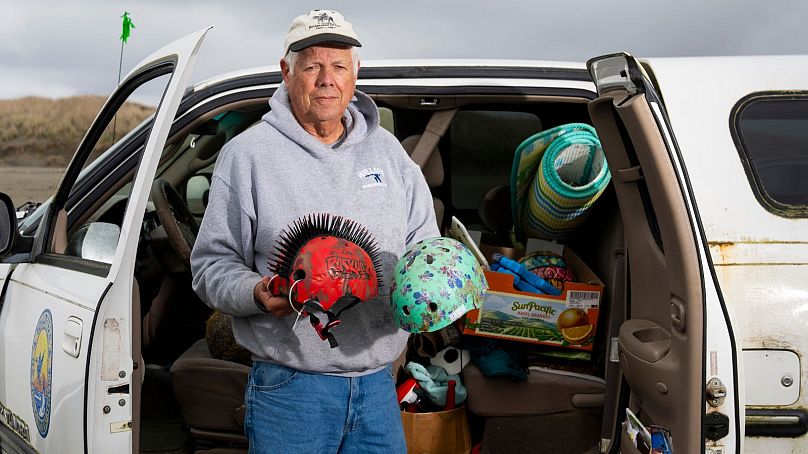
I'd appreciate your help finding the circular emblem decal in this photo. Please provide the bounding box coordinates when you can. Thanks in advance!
[30,309,53,438]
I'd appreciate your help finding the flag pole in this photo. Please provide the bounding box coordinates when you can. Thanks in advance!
[112,11,134,145]
[117,38,125,84]
[112,38,124,144]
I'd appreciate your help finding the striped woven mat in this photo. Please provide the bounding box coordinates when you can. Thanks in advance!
[510,123,611,241]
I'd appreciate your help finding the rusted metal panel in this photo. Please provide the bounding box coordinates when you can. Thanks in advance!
[100,318,123,382]
[709,242,808,266]
[713,259,808,449]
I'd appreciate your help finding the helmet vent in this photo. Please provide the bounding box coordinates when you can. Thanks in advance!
[428,302,438,313]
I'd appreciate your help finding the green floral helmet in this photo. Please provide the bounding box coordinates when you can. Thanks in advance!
[390,237,488,333]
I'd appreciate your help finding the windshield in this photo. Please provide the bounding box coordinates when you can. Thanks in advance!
[17,198,49,234]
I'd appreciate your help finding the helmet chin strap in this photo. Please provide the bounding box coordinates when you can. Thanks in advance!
[269,275,368,348]
[287,279,306,331]
[302,296,362,348]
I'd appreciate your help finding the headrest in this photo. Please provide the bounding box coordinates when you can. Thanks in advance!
[401,134,444,188]
[478,185,512,236]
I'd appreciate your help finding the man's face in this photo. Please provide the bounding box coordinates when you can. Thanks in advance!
[281,45,358,130]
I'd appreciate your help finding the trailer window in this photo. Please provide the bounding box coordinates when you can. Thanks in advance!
[732,93,808,216]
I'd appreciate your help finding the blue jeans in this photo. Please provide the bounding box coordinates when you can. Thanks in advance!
[244,361,406,454]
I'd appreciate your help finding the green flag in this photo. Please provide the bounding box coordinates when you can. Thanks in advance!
[120,11,135,44]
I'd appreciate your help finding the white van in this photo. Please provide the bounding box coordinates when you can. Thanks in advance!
[0,28,805,453]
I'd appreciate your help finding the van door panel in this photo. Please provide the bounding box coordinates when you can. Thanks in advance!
[0,264,100,452]
[587,53,743,453]
[0,28,209,454]
[644,59,808,451]
[589,94,706,453]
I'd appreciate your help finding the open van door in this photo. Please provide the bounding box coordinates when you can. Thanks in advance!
[0,28,209,453]
[586,53,743,453]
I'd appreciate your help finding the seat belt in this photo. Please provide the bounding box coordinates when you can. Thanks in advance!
[410,108,458,168]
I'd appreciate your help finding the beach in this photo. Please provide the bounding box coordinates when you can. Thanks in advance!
[0,166,64,206]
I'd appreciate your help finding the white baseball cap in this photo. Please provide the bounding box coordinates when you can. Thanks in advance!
[283,10,362,55]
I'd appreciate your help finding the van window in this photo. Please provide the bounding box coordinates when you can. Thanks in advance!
[450,110,542,210]
[732,94,808,215]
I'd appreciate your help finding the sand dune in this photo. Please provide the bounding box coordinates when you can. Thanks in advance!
[0,96,154,208]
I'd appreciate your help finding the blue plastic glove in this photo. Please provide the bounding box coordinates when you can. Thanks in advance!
[491,265,545,294]
[492,253,561,295]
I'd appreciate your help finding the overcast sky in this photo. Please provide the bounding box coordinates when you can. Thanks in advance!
[1,0,806,100]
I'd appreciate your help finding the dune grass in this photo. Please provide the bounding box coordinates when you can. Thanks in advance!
[0,96,154,167]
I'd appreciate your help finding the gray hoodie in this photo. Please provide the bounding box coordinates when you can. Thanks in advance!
[190,83,439,376]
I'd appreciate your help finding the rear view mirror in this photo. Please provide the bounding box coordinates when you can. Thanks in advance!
[0,192,18,256]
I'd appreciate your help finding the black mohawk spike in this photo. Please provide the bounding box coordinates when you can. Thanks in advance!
[267,213,384,289]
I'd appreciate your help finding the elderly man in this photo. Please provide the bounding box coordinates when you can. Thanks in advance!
[190,9,439,454]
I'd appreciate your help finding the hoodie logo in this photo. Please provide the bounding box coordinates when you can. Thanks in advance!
[358,167,386,189]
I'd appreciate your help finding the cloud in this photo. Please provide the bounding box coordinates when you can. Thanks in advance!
[0,71,80,99]
[0,0,806,99]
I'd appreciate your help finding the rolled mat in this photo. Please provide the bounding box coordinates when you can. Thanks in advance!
[511,123,610,240]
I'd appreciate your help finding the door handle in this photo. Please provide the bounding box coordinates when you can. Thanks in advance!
[63,316,83,358]
[619,319,671,363]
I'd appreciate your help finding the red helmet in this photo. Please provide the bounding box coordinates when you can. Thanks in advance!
[268,214,382,347]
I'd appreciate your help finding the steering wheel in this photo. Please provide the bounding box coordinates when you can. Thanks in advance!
[150,178,199,264]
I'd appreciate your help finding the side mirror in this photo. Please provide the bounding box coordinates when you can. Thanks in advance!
[0,192,19,257]
[66,222,121,265]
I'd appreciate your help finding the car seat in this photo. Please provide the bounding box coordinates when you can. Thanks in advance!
[170,333,410,451]
[477,184,513,242]
[170,339,250,448]
[141,273,211,364]
[400,134,445,229]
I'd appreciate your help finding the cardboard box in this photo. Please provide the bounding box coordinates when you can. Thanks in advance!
[463,246,604,351]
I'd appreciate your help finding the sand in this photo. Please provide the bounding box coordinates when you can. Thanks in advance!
[0,167,65,206]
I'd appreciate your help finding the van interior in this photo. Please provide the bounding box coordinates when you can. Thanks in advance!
[55,80,705,453]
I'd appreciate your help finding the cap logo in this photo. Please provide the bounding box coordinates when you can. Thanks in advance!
[310,12,337,29]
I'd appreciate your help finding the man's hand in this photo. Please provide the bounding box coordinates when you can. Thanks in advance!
[254,275,294,318]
